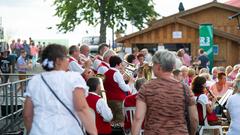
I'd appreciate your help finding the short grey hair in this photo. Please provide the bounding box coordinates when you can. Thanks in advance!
[211,67,218,74]
[80,44,89,52]
[152,50,176,72]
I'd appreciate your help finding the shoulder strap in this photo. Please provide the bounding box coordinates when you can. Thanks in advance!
[40,74,86,135]
[182,83,191,134]
[196,95,200,102]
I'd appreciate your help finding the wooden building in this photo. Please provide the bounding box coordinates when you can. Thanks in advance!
[116,1,240,66]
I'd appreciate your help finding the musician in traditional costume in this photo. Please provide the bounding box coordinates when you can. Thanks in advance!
[92,43,109,73]
[103,56,133,125]
[68,45,84,74]
[97,50,116,75]
[79,44,90,59]
[68,45,93,81]
[86,77,113,135]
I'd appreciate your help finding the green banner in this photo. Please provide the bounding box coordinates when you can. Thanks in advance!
[199,24,213,70]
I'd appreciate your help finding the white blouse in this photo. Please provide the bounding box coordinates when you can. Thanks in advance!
[25,71,88,135]
[226,93,240,135]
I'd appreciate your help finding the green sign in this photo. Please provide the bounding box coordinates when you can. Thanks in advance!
[199,24,213,70]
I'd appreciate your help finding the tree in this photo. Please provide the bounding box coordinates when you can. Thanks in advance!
[54,0,158,43]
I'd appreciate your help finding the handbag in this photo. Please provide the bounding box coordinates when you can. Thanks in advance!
[41,74,86,135]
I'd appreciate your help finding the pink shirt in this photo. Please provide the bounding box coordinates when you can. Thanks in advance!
[210,81,232,97]
[30,46,38,56]
[228,71,238,81]
[182,53,191,66]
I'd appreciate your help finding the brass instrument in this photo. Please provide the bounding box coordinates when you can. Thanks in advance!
[122,60,138,78]
[123,60,136,68]
[139,63,153,80]
[95,74,107,102]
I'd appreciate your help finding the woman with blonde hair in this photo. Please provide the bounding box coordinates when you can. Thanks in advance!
[188,68,196,85]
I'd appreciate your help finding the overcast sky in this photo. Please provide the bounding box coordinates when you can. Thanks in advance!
[0,0,229,45]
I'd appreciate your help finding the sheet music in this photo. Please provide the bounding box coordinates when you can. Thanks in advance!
[219,89,233,106]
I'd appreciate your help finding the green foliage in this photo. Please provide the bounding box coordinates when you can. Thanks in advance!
[54,0,159,41]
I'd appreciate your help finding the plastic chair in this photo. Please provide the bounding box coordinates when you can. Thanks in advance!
[197,100,223,135]
[122,100,144,135]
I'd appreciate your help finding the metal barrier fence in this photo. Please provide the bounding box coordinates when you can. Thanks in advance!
[0,74,33,134]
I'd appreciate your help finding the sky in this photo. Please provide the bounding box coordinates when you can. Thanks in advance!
[0,0,229,45]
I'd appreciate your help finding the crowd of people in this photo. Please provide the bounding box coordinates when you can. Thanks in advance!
[0,38,47,85]
[19,42,240,135]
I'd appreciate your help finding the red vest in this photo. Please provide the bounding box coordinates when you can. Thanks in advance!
[104,69,127,101]
[95,55,103,61]
[86,93,112,134]
[69,57,82,65]
[97,62,110,70]
[195,93,218,125]
[124,94,144,129]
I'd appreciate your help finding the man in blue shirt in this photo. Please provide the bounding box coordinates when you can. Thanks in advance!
[17,49,31,91]
[197,49,209,69]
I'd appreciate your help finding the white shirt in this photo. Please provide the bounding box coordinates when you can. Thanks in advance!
[89,92,113,122]
[92,59,102,72]
[111,68,131,92]
[175,57,183,69]
[25,71,88,135]
[194,94,209,104]
[145,53,152,63]
[226,93,240,135]
[97,61,109,75]
[68,56,84,74]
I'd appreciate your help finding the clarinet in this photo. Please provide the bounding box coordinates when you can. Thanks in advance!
[205,87,224,108]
